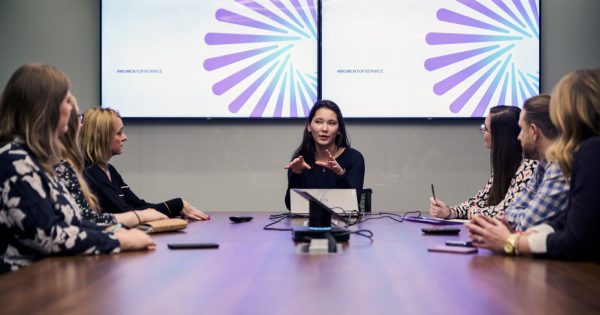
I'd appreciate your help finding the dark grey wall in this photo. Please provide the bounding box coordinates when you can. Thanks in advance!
[1,0,599,212]
[0,0,100,106]
[540,0,600,90]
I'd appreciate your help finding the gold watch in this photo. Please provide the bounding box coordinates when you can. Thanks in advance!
[504,233,519,255]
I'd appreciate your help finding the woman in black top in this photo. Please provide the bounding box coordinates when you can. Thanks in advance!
[466,68,600,261]
[80,107,208,220]
[284,100,365,210]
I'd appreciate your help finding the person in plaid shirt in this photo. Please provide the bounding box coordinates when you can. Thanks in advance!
[503,95,569,231]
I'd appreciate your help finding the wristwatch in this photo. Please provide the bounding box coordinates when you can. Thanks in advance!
[504,233,519,255]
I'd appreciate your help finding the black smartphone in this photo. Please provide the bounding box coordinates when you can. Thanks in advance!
[421,227,461,235]
[229,216,253,223]
[428,245,477,254]
[445,240,473,247]
[167,243,219,249]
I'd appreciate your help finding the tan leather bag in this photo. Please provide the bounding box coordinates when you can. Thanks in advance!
[136,218,188,233]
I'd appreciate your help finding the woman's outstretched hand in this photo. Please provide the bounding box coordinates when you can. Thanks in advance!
[285,155,312,174]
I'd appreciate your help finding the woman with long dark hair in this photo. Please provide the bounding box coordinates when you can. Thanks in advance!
[430,105,537,219]
[284,100,365,210]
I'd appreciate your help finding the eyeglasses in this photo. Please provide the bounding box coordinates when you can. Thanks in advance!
[78,113,84,123]
[479,123,489,134]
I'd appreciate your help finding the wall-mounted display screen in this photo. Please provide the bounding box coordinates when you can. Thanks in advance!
[322,0,540,117]
[102,0,318,118]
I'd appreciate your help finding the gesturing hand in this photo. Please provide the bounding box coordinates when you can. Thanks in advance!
[315,149,345,175]
[285,155,312,174]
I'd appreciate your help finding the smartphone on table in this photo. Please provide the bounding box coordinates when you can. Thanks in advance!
[428,245,477,254]
[168,243,219,249]
[421,227,461,235]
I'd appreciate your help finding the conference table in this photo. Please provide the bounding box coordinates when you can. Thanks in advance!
[1,212,600,315]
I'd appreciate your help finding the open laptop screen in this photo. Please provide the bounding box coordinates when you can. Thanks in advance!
[290,189,358,215]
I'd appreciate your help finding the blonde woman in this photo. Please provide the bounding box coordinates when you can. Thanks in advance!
[80,107,208,220]
[0,64,154,273]
[466,69,600,261]
[55,96,168,227]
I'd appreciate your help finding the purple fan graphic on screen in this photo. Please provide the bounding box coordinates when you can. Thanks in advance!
[203,0,317,118]
[425,0,540,117]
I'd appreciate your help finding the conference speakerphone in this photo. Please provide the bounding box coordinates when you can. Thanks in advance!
[292,226,350,242]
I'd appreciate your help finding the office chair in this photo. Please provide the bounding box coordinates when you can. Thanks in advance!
[359,188,372,212]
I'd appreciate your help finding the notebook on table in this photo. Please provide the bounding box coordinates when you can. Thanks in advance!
[404,216,465,225]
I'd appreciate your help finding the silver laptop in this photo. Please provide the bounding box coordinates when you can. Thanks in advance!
[290,189,359,215]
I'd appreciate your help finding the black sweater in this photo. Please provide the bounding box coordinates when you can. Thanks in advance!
[543,137,600,262]
[84,164,183,217]
[285,147,365,210]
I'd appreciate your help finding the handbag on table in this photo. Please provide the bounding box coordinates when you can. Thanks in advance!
[136,218,188,233]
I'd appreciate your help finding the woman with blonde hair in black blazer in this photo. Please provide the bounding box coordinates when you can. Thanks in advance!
[80,107,208,220]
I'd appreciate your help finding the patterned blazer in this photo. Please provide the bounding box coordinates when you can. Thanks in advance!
[0,138,119,273]
[451,159,538,219]
[55,160,118,226]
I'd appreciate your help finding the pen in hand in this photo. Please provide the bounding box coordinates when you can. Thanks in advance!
[430,183,451,220]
